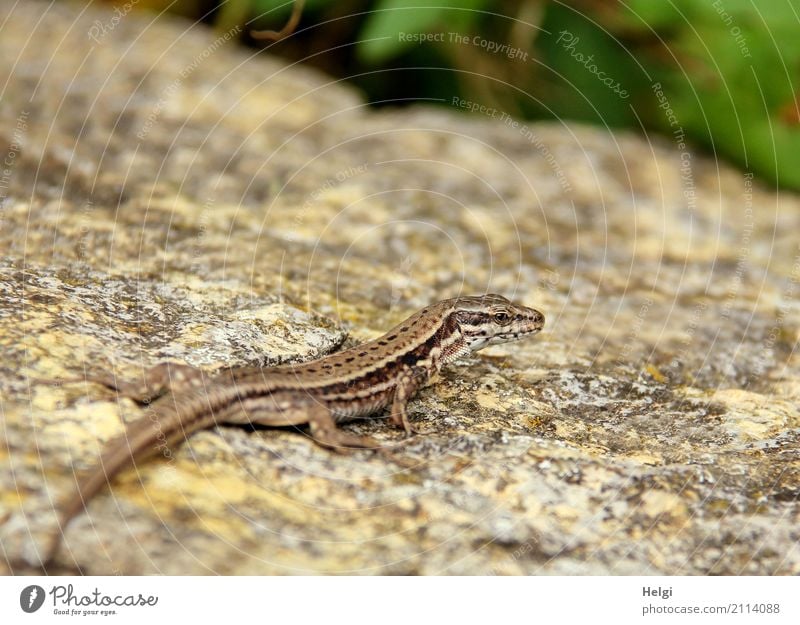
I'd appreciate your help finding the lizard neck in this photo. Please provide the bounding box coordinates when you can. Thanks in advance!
[430,312,471,368]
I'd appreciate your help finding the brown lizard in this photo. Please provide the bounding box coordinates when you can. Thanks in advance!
[42,294,544,564]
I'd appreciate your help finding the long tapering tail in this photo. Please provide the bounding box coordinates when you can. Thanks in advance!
[42,398,219,566]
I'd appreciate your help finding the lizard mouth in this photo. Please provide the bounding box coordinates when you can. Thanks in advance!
[493,326,542,342]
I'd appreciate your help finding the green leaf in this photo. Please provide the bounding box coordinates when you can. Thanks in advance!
[536,3,642,126]
[621,0,684,30]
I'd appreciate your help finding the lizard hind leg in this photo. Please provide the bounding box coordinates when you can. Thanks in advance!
[94,362,207,404]
[229,392,419,471]
[40,362,207,405]
[306,403,384,451]
[241,392,383,452]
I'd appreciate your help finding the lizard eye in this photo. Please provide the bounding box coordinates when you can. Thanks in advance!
[493,311,512,325]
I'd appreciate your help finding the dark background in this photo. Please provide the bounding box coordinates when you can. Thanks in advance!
[88,0,800,190]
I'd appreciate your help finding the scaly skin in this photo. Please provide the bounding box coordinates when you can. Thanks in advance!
[43,294,544,564]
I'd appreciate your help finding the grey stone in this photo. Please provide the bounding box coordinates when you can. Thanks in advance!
[0,1,797,574]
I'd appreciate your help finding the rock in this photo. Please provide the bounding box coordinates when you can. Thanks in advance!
[0,1,797,574]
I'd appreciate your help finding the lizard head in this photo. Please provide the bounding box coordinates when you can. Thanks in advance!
[453,294,545,351]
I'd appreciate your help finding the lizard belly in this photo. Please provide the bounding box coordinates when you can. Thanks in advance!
[326,386,396,422]
[234,393,318,426]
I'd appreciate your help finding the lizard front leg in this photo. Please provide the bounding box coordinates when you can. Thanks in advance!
[389,366,430,436]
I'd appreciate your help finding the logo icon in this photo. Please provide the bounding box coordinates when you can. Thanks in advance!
[20,585,45,613]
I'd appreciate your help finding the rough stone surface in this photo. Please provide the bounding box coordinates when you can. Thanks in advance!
[1,2,798,575]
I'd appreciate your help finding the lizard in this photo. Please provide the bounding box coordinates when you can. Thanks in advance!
[41,294,545,564]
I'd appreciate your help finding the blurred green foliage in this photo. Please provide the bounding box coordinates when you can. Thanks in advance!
[104,0,800,190]
[618,0,800,190]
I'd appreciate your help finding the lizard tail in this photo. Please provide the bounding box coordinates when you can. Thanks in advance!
[42,402,217,566]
